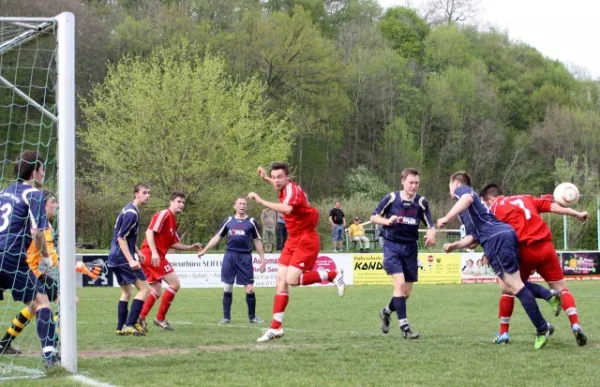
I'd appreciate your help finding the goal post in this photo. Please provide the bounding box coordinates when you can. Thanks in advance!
[0,12,76,374]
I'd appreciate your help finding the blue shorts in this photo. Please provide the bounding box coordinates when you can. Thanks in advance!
[0,253,45,303]
[332,225,344,242]
[222,251,254,285]
[382,241,419,282]
[110,264,147,286]
[482,231,520,279]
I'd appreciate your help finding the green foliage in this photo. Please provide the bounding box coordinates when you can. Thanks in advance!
[343,165,389,201]
[378,6,429,62]
[80,44,294,237]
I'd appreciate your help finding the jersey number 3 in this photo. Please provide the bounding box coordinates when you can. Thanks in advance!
[0,203,13,232]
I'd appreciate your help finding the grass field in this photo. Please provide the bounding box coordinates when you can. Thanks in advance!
[1,282,599,386]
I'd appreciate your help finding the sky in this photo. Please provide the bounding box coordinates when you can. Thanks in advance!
[377,0,600,80]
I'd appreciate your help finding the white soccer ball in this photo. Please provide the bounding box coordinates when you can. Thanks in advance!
[553,182,580,208]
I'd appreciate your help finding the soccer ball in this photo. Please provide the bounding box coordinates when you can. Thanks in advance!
[553,183,580,208]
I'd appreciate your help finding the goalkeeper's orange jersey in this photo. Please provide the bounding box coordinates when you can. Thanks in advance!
[26,225,59,278]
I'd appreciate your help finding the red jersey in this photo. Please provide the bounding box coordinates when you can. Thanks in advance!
[278,180,319,236]
[489,194,553,246]
[140,209,180,258]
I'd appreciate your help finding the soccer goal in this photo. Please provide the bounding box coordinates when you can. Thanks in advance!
[0,13,76,377]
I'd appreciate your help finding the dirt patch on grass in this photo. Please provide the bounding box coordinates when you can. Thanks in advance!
[78,343,319,358]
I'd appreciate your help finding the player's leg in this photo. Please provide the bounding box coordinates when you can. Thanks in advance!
[0,304,32,354]
[139,281,162,331]
[257,264,289,342]
[397,244,419,339]
[379,243,398,334]
[220,252,235,324]
[154,269,180,331]
[122,270,151,336]
[493,292,514,344]
[293,233,344,294]
[238,253,262,323]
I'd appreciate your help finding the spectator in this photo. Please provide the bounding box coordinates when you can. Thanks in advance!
[276,213,288,251]
[329,201,346,252]
[261,208,277,253]
[375,224,384,250]
[348,217,370,252]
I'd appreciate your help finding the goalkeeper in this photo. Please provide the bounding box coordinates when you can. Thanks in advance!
[0,192,103,355]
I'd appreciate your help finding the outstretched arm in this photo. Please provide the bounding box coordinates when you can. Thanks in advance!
[444,235,477,253]
[198,235,222,258]
[257,167,277,190]
[550,203,588,221]
[253,239,266,273]
[438,194,473,228]
[248,192,293,214]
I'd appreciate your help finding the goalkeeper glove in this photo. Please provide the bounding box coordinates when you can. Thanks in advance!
[75,260,104,281]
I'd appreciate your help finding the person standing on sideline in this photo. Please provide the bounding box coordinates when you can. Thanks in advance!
[276,213,287,251]
[198,197,266,324]
[439,171,555,349]
[261,208,277,253]
[249,162,345,342]
[138,192,202,332]
[329,201,346,252]
[370,168,436,340]
[107,183,152,337]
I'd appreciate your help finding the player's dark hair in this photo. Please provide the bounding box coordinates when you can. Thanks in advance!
[450,171,471,187]
[169,191,186,201]
[270,162,289,176]
[133,183,150,194]
[400,168,419,181]
[14,151,44,181]
[480,184,503,200]
[43,190,56,203]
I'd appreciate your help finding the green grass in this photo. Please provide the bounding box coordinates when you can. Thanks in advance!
[1,282,599,386]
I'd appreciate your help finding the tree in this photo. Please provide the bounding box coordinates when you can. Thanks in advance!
[378,6,429,62]
[80,44,294,236]
[423,0,480,25]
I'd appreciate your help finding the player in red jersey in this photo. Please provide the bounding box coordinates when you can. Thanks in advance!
[248,162,345,342]
[138,192,202,331]
[480,184,589,346]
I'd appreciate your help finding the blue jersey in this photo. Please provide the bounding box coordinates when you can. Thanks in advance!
[217,216,261,253]
[107,203,140,266]
[453,185,513,244]
[0,182,47,265]
[372,191,434,243]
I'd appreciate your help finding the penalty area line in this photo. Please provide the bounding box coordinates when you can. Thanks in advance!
[72,374,118,387]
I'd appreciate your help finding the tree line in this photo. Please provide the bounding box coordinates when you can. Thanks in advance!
[2,0,599,248]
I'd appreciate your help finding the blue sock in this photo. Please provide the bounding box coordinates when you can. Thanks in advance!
[125,299,144,327]
[392,297,408,330]
[223,292,233,320]
[524,281,552,300]
[36,308,56,357]
[246,293,256,320]
[515,287,548,333]
[117,300,128,330]
[387,298,395,312]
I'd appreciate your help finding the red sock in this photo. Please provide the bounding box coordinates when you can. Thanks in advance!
[140,291,159,319]
[270,292,289,329]
[561,289,580,325]
[498,294,515,334]
[156,287,177,321]
[327,271,337,282]
[299,271,322,285]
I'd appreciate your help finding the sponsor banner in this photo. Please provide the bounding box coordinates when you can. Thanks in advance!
[561,251,600,278]
[419,253,461,284]
[80,255,114,287]
[166,253,354,289]
[353,254,390,285]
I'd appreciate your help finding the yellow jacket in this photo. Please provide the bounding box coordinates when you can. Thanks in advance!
[348,223,365,238]
[26,225,58,278]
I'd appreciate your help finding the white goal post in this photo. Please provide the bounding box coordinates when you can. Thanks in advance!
[0,13,76,373]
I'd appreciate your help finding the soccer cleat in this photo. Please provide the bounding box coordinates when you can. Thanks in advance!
[401,327,420,340]
[136,317,148,333]
[116,329,126,336]
[572,323,587,347]
[256,328,284,342]
[379,308,391,334]
[44,354,60,370]
[534,323,554,350]
[548,290,562,317]
[334,269,345,296]
[249,316,265,324]
[0,345,22,355]
[493,332,510,344]
[153,319,174,331]
[121,325,146,336]
[218,318,231,325]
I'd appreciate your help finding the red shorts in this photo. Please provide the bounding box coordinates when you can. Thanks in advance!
[519,241,564,283]
[141,254,174,283]
[279,231,320,271]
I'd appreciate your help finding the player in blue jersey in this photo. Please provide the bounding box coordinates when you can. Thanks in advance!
[198,197,266,324]
[438,171,554,349]
[107,183,152,336]
[0,151,58,368]
[370,168,436,339]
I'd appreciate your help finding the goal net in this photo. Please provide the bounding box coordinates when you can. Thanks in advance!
[0,13,76,377]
